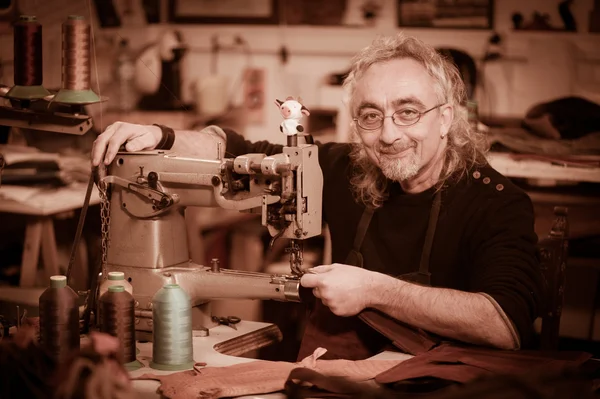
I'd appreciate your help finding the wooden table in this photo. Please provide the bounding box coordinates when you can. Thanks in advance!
[130,321,411,399]
[131,321,284,399]
[0,182,100,287]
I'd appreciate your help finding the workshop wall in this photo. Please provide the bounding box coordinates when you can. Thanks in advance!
[0,0,598,145]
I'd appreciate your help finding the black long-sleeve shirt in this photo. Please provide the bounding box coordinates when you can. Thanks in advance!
[225,130,543,348]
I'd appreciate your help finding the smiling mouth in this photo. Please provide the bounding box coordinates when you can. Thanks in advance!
[380,146,414,157]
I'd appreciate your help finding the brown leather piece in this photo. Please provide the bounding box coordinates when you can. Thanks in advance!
[298,301,392,361]
[284,367,397,398]
[375,343,592,384]
[359,309,439,356]
[133,349,403,399]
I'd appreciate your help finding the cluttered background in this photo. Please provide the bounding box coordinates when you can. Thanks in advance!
[0,0,599,360]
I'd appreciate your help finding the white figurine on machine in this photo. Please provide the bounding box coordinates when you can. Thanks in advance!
[275,96,310,136]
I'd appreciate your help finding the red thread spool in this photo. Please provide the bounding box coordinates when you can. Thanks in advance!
[61,15,91,91]
[38,275,80,365]
[99,285,136,364]
[13,15,43,87]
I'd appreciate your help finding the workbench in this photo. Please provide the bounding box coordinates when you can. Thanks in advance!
[129,320,411,399]
[0,182,100,287]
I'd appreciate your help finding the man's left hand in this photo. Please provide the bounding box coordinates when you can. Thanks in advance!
[300,264,377,316]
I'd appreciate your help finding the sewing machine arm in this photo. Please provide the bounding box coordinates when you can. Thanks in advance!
[103,145,322,242]
[98,145,322,333]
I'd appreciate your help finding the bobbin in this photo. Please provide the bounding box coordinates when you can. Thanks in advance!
[38,275,80,365]
[52,15,102,105]
[150,284,194,371]
[98,271,134,300]
[98,285,142,370]
[5,15,51,101]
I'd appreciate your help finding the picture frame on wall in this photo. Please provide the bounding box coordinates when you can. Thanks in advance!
[397,0,494,29]
[168,0,279,24]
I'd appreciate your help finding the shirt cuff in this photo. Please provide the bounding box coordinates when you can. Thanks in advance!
[478,292,521,349]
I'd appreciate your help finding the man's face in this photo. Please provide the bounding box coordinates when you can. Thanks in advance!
[351,58,451,182]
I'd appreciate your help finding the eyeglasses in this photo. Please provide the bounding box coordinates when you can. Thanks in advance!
[353,103,445,131]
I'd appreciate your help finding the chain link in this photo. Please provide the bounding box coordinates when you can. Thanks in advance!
[98,179,111,279]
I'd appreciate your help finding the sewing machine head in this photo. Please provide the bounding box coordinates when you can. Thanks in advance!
[102,133,322,269]
[97,127,323,334]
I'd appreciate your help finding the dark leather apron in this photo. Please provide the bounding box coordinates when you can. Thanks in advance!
[297,191,442,360]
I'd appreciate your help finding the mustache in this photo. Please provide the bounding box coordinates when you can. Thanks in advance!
[377,141,416,155]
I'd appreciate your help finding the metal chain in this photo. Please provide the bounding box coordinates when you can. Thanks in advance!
[0,153,4,189]
[98,180,111,279]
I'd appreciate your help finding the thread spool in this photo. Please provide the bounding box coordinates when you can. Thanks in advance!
[6,15,50,100]
[150,284,194,371]
[99,271,133,299]
[97,271,141,359]
[53,15,100,104]
[39,275,80,365]
[99,285,137,366]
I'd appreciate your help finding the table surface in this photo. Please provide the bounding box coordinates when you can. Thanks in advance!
[0,182,100,216]
[131,321,411,399]
[487,152,600,184]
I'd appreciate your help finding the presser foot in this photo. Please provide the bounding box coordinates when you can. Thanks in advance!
[286,239,304,276]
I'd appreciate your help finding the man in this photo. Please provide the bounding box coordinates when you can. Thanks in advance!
[92,33,542,361]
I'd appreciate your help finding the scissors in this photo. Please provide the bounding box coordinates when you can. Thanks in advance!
[212,315,241,330]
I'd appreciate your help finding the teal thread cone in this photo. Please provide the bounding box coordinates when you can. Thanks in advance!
[150,284,194,370]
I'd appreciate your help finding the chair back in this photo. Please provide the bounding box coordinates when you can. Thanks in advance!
[537,206,569,350]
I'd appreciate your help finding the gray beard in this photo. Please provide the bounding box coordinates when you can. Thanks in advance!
[379,151,420,181]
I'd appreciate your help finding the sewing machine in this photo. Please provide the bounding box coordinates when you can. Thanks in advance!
[97,133,323,337]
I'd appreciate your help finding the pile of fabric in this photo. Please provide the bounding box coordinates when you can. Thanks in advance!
[0,144,91,186]
[487,96,600,165]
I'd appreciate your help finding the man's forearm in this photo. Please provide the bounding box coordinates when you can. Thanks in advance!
[169,127,227,158]
[369,273,519,350]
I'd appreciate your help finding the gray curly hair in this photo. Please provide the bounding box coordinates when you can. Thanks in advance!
[345,33,488,208]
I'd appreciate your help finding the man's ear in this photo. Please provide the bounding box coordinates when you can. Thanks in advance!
[440,105,453,137]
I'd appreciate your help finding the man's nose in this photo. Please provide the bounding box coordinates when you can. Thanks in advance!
[379,117,402,145]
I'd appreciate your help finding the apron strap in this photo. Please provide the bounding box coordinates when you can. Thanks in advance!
[415,190,442,286]
[349,190,442,286]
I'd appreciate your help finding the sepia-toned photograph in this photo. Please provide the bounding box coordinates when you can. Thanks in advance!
[1,0,599,398]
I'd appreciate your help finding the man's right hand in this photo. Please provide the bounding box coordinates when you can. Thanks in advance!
[91,122,163,166]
